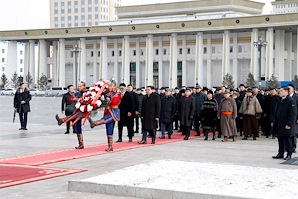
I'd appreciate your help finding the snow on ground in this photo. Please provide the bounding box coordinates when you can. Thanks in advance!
[84,160,298,199]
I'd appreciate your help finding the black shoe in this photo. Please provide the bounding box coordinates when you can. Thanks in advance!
[242,137,248,140]
[168,135,171,139]
[195,133,200,136]
[253,137,256,140]
[23,128,27,130]
[151,141,155,144]
[73,131,77,134]
[64,132,70,134]
[272,154,284,159]
[204,137,208,141]
[184,136,189,140]
[159,136,165,139]
[115,139,122,143]
[138,140,146,144]
[128,138,132,142]
[284,155,291,161]
[212,137,215,140]
[217,135,221,138]
[19,128,23,130]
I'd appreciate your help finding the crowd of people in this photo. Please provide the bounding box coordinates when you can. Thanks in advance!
[56,81,298,160]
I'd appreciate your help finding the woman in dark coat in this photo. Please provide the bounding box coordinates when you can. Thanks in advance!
[14,83,32,130]
[178,88,195,140]
[272,87,297,160]
[138,86,161,144]
[201,90,218,140]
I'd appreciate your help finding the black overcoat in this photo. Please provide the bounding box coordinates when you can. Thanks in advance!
[141,93,161,131]
[273,96,297,137]
[178,96,196,127]
[14,88,32,113]
[119,91,135,126]
[160,95,176,123]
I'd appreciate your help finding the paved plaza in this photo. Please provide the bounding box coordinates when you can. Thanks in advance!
[0,96,297,199]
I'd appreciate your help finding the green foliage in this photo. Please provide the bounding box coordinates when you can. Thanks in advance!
[222,73,235,89]
[38,73,48,90]
[10,72,19,89]
[266,74,279,89]
[246,72,257,88]
[0,73,8,88]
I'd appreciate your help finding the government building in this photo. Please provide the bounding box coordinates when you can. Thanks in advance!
[0,0,298,89]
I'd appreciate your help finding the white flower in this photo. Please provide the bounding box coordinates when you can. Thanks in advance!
[95,87,100,92]
[99,81,104,86]
[75,102,81,109]
[91,91,96,97]
[96,100,102,107]
[80,105,86,112]
[87,104,93,112]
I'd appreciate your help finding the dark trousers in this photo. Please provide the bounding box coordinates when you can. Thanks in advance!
[118,124,134,139]
[19,111,28,128]
[173,115,179,130]
[75,118,82,134]
[66,111,76,133]
[194,116,201,135]
[278,136,293,157]
[243,115,258,137]
[161,122,173,137]
[142,129,156,142]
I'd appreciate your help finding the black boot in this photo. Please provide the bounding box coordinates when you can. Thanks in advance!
[272,154,284,159]
[212,131,215,140]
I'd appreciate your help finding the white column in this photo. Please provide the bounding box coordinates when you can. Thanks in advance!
[285,32,292,80]
[6,41,18,82]
[232,33,238,87]
[145,35,153,86]
[206,34,212,88]
[158,37,163,88]
[169,33,177,88]
[222,30,230,77]
[79,38,86,83]
[250,28,259,79]
[136,38,141,88]
[275,30,285,80]
[24,42,29,79]
[266,28,274,80]
[122,36,130,84]
[182,35,187,87]
[38,39,48,79]
[52,41,58,86]
[195,32,204,86]
[99,37,108,80]
[113,39,119,84]
[29,40,35,85]
[58,39,65,87]
[93,40,99,82]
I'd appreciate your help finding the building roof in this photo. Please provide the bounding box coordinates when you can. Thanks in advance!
[272,0,298,5]
[116,0,265,19]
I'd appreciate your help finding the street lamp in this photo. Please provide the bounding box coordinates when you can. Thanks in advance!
[253,38,267,88]
[70,45,81,88]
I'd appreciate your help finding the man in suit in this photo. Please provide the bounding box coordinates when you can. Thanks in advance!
[272,87,297,161]
[287,84,298,153]
[61,85,76,134]
[135,88,144,134]
[116,83,135,142]
[14,83,31,130]
[127,84,139,133]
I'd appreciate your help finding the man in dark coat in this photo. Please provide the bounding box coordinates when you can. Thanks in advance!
[263,88,280,138]
[193,85,207,136]
[172,87,181,130]
[138,86,161,144]
[117,83,135,142]
[287,84,298,153]
[61,85,76,134]
[238,84,247,102]
[272,87,297,161]
[127,84,139,133]
[14,83,31,130]
[253,86,265,136]
[214,87,224,138]
[160,88,176,139]
[135,88,144,134]
[178,88,195,140]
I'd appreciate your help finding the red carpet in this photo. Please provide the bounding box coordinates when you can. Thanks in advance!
[0,164,85,189]
[0,131,197,166]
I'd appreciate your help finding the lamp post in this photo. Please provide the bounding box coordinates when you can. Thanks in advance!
[253,38,267,88]
[70,45,81,88]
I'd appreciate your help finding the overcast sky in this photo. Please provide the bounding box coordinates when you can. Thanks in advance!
[0,0,274,31]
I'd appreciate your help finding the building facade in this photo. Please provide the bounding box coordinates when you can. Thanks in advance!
[50,0,121,28]
[0,0,298,89]
[272,0,298,14]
